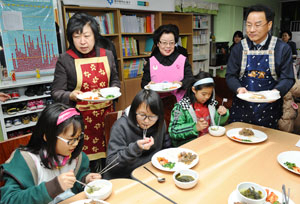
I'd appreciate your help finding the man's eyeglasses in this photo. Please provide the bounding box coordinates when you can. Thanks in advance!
[159,41,175,47]
[136,113,158,121]
[57,133,84,145]
[246,22,268,30]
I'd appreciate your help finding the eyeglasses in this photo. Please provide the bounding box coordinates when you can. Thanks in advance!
[246,22,268,30]
[159,41,175,47]
[136,113,158,121]
[57,133,84,145]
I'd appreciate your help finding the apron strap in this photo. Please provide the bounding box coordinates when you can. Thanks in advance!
[268,36,277,50]
[66,49,80,59]
[99,48,106,57]
[240,39,249,78]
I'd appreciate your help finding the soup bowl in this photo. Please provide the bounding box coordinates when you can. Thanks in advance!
[173,169,199,189]
[84,179,112,200]
[208,126,226,136]
[236,182,267,204]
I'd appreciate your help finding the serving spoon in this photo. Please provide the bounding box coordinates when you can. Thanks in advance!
[144,166,166,183]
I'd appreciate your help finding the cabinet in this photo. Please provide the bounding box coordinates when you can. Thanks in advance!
[60,6,194,108]
[192,14,211,75]
[0,76,53,141]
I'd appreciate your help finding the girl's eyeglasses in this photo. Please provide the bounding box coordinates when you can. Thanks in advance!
[57,133,84,145]
[136,113,158,121]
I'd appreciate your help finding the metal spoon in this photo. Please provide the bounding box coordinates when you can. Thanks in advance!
[144,166,165,183]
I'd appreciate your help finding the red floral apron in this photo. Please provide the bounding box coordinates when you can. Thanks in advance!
[67,48,113,160]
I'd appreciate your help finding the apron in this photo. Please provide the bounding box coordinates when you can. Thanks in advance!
[229,37,282,129]
[67,48,113,160]
[149,54,186,101]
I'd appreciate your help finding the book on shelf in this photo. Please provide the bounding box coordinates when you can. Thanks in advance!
[123,59,144,79]
[121,14,155,33]
[180,36,188,49]
[143,37,154,54]
[122,36,139,56]
[94,12,115,34]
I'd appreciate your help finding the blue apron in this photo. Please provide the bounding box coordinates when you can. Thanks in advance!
[229,36,282,129]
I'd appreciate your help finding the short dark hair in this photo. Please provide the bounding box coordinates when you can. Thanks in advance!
[232,31,244,43]
[153,24,179,45]
[281,30,293,40]
[22,103,84,169]
[245,4,275,23]
[185,71,215,105]
[66,12,100,50]
[128,89,164,132]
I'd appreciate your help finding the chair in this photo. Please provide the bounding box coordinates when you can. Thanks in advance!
[104,110,123,152]
[161,95,177,129]
[0,133,31,187]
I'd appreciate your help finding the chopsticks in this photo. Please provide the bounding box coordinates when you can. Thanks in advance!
[75,179,92,188]
[98,155,119,175]
[216,98,227,128]
[282,184,290,204]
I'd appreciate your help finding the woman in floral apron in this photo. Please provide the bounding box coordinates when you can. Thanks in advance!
[52,13,120,164]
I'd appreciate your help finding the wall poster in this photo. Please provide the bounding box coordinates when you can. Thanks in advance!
[0,0,58,78]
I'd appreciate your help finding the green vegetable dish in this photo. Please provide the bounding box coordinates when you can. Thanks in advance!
[105,94,115,99]
[163,162,175,169]
[284,161,296,170]
[86,185,101,194]
[240,187,263,199]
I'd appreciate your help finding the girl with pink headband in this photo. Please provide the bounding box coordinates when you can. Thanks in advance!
[169,72,229,147]
[1,103,101,203]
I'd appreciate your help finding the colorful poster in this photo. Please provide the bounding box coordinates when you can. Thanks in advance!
[0,0,58,78]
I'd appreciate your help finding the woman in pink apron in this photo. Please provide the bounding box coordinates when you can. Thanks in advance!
[141,24,193,102]
[52,13,120,170]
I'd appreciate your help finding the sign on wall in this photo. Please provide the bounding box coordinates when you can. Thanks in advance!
[62,0,175,12]
[0,0,59,78]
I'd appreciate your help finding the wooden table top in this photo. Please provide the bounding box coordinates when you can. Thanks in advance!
[58,178,172,204]
[131,122,300,204]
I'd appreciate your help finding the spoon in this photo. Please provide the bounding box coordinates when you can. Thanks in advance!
[144,166,166,183]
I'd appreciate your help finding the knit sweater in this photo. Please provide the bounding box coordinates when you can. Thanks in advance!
[104,114,171,179]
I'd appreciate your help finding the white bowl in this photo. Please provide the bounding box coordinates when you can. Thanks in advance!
[173,169,199,189]
[236,182,267,204]
[84,179,112,200]
[208,126,226,136]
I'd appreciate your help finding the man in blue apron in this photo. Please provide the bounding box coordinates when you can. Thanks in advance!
[226,4,295,129]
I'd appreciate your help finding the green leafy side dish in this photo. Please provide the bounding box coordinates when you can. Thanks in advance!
[105,95,115,99]
[163,162,175,169]
[284,161,296,170]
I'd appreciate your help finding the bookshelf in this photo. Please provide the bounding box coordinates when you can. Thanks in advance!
[61,6,193,109]
[192,14,211,75]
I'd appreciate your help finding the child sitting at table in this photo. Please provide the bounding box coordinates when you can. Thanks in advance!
[104,89,171,179]
[0,103,101,204]
[168,72,229,147]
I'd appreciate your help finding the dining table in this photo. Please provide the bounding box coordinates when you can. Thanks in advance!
[58,178,172,204]
[131,122,300,204]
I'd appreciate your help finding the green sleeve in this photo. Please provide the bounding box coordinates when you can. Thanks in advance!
[214,109,230,126]
[72,152,90,194]
[168,104,198,143]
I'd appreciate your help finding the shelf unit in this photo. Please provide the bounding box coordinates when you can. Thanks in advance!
[192,14,211,75]
[0,76,53,141]
[61,5,194,108]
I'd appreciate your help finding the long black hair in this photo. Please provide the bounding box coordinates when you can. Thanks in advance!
[128,89,164,132]
[21,103,84,169]
[185,72,215,105]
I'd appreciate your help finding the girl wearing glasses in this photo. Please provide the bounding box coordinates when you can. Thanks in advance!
[104,89,171,179]
[1,103,101,204]
[169,72,229,147]
[141,24,193,102]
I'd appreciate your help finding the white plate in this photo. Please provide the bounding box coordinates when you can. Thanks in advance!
[71,199,110,204]
[237,90,280,103]
[277,151,300,175]
[77,88,121,102]
[151,147,199,172]
[144,82,181,93]
[228,187,295,204]
[226,128,268,144]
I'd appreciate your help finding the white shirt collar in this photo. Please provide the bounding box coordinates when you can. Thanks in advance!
[253,35,268,46]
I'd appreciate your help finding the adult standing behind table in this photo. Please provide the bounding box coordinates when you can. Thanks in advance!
[141,24,193,102]
[51,12,120,168]
[226,4,295,129]
[281,30,297,61]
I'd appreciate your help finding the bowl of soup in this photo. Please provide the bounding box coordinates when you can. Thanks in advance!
[173,169,198,189]
[237,182,267,204]
[208,126,226,136]
[84,179,112,200]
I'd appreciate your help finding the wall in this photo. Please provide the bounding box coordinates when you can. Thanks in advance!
[206,0,281,44]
